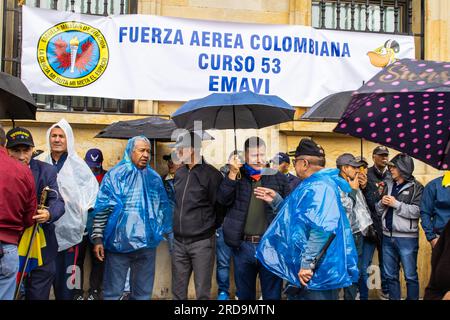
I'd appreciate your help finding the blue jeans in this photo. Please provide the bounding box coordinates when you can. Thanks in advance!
[382,235,419,300]
[287,288,339,300]
[103,247,156,300]
[216,227,234,296]
[359,237,388,300]
[232,241,282,300]
[0,244,19,300]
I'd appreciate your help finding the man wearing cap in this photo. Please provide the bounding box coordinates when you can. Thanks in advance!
[5,127,65,300]
[271,152,301,193]
[375,153,423,300]
[360,146,391,299]
[217,137,289,300]
[254,138,359,300]
[85,148,107,184]
[69,148,108,300]
[336,153,373,300]
[0,125,37,300]
[171,132,224,300]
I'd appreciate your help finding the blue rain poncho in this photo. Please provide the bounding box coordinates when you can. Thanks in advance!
[256,168,359,290]
[88,136,172,253]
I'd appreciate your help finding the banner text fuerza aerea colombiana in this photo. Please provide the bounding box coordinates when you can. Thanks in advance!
[118,27,351,94]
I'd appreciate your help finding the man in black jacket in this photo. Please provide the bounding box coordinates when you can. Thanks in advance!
[360,146,390,300]
[171,132,223,300]
[217,137,289,300]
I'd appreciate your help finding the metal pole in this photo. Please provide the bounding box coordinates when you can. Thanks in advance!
[233,105,237,153]
[360,138,363,158]
[14,223,40,300]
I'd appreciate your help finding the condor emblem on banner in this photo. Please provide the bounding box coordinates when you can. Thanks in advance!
[37,21,109,88]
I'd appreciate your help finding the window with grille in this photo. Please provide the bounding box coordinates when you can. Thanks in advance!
[312,1,411,34]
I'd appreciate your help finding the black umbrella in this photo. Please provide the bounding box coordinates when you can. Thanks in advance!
[95,116,214,168]
[301,91,355,122]
[172,91,295,152]
[0,72,37,121]
[95,116,214,142]
[301,90,364,157]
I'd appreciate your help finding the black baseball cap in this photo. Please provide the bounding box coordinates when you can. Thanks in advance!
[373,146,389,155]
[271,152,290,165]
[336,153,364,167]
[293,138,325,158]
[6,127,35,149]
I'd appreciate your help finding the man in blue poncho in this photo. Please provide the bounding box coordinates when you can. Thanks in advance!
[254,138,359,300]
[89,136,172,300]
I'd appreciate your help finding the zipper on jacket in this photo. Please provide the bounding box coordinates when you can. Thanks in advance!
[179,169,191,244]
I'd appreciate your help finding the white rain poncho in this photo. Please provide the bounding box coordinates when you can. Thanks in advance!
[38,119,99,251]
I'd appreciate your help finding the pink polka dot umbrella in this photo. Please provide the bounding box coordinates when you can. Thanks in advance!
[334,58,450,170]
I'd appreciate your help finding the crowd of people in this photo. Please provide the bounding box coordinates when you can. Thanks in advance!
[0,119,449,301]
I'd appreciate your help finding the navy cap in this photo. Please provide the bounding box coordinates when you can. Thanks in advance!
[271,152,290,165]
[373,146,389,155]
[85,148,104,168]
[336,153,363,167]
[294,138,325,158]
[6,127,34,148]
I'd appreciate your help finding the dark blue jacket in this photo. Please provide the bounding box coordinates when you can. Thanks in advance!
[217,167,290,248]
[286,173,301,193]
[420,176,450,241]
[30,159,65,262]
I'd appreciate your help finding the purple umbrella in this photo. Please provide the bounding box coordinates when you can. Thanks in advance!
[334,58,450,170]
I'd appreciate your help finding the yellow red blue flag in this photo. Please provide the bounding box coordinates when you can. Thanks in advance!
[17,224,46,282]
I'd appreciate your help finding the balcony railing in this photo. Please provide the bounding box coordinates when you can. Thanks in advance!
[1,0,138,113]
[312,0,424,58]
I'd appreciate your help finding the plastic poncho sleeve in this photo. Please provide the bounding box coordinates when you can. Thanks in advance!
[88,136,172,253]
[256,168,359,290]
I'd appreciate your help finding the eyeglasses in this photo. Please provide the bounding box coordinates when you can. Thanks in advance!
[293,157,307,166]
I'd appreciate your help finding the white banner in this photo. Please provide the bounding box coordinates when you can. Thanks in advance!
[21,6,415,106]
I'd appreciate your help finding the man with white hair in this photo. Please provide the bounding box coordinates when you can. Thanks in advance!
[38,119,98,300]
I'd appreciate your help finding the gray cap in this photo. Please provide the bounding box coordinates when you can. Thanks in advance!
[336,153,363,167]
[354,156,369,167]
[170,131,202,149]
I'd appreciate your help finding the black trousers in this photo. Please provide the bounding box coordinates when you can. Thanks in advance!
[25,259,56,300]
[74,235,105,294]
